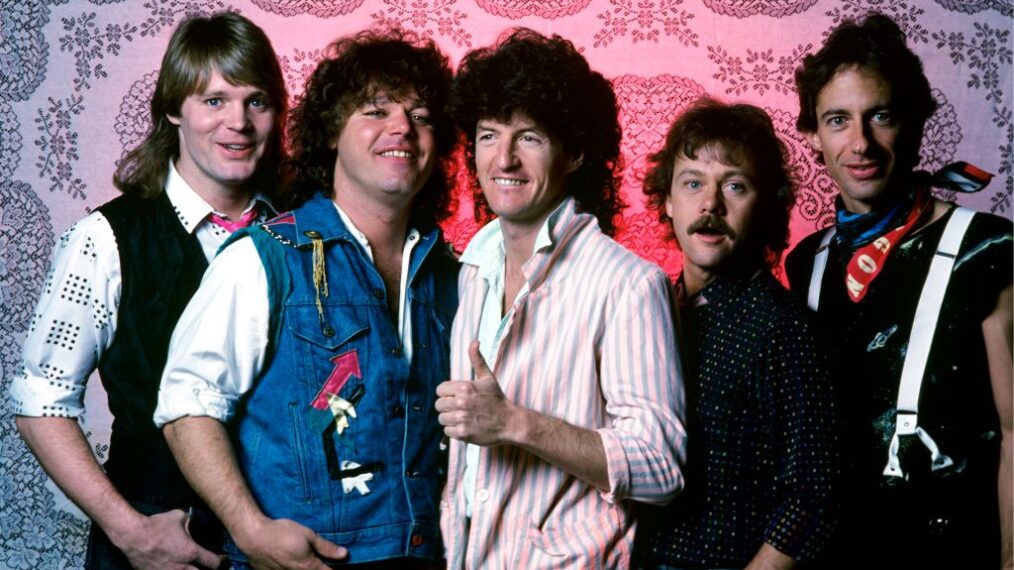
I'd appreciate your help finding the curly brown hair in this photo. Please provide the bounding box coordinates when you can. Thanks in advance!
[450,28,625,236]
[280,29,456,230]
[643,98,796,266]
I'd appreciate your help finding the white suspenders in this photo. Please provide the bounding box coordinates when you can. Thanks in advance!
[807,207,976,479]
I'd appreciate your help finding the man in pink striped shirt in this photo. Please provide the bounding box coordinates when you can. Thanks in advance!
[435,29,687,569]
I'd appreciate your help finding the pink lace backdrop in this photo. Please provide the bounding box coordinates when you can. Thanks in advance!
[1,1,1010,567]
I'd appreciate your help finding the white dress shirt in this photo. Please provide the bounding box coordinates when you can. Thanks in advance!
[10,163,271,418]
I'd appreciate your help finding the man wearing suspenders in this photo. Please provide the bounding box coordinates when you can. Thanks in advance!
[785,13,1012,568]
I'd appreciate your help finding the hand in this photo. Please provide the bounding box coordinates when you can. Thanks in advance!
[113,509,224,570]
[435,340,518,446]
[234,516,347,570]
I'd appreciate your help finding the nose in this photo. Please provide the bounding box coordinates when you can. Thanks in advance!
[699,184,725,215]
[850,123,871,155]
[387,108,415,138]
[495,138,519,170]
[225,102,251,131]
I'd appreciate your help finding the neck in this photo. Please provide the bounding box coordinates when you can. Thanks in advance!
[682,266,714,298]
[499,220,541,276]
[177,171,254,221]
[333,189,412,253]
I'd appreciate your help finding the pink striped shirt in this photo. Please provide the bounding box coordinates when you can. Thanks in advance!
[441,198,687,569]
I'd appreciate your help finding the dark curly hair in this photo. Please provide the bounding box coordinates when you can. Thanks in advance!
[281,29,455,230]
[450,28,624,236]
[113,12,287,199]
[795,13,936,171]
[643,98,796,266]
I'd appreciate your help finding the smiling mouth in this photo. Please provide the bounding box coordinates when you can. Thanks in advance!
[492,177,526,186]
[221,143,253,151]
[380,150,415,158]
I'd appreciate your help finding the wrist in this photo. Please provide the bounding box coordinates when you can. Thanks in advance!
[231,513,271,552]
[503,404,533,447]
[102,509,150,551]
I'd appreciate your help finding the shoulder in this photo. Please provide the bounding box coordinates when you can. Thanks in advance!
[55,209,117,259]
[785,227,832,291]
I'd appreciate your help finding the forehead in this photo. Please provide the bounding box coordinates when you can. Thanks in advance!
[190,68,263,95]
[359,85,424,106]
[477,111,547,132]
[672,143,757,177]
[816,65,893,111]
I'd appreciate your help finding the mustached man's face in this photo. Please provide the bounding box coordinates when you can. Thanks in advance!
[666,145,760,292]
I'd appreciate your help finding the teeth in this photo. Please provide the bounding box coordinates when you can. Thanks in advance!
[493,178,524,186]
[224,144,249,150]
[381,150,413,158]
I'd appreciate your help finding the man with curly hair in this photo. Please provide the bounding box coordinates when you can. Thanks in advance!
[633,98,841,570]
[434,29,686,569]
[11,12,285,569]
[155,31,459,569]
[786,13,1012,568]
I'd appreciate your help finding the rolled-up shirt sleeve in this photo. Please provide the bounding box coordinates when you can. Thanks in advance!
[154,237,270,427]
[597,268,687,505]
[10,213,120,418]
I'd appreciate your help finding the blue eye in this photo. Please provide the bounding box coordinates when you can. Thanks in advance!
[205,97,222,107]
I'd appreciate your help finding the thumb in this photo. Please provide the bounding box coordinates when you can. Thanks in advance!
[191,544,224,569]
[469,340,492,380]
[311,534,347,561]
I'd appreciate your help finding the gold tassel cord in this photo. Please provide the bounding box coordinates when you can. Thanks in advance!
[311,234,329,322]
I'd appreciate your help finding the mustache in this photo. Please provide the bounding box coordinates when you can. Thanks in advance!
[687,215,736,239]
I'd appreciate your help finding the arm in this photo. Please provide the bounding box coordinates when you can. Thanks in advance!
[16,417,222,569]
[752,308,840,565]
[11,213,219,569]
[983,283,1013,570]
[436,341,610,489]
[436,268,686,503]
[156,237,345,569]
[162,417,345,570]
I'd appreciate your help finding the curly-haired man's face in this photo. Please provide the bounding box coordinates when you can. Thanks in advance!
[474,113,581,233]
[331,90,436,208]
[807,66,900,214]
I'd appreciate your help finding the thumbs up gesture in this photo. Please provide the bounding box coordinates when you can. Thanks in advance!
[435,340,518,446]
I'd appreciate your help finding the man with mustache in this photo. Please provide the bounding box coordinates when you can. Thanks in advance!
[435,29,686,569]
[786,13,1012,568]
[155,31,459,569]
[11,13,285,569]
[635,98,841,570]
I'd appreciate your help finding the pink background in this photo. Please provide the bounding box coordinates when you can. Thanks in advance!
[1,0,1011,567]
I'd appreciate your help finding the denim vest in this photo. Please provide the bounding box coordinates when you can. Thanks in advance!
[225,194,459,564]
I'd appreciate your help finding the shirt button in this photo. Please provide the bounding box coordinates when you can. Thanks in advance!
[410,534,424,546]
[390,347,402,357]
[392,404,405,417]
[405,469,420,477]
[476,488,490,502]
[372,288,384,300]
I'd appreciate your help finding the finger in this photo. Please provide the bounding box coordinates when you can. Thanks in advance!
[312,535,347,561]
[435,381,457,397]
[434,397,454,413]
[468,340,492,379]
[190,544,225,569]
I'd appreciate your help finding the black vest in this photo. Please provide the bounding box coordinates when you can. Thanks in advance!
[97,191,208,506]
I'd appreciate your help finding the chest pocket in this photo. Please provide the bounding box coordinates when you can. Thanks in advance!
[287,304,371,391]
